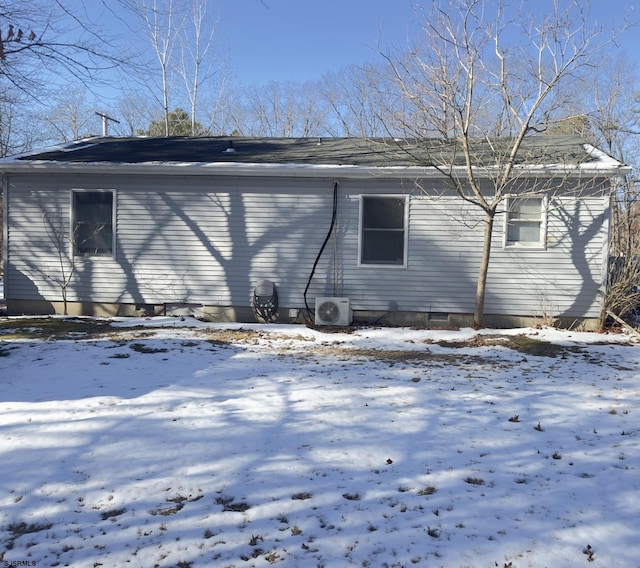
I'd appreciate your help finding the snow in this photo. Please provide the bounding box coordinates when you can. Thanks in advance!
[1,318,638,568]
[582,143,630,171]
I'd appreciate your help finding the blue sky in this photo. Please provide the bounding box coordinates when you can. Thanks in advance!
[218,0,419,84]
[51,0,640,108]
[217,0,640,85]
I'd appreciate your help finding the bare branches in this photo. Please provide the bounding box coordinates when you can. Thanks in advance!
[385,0,629,208]
[319,63,395,137]
[239,80,328,137]
[0,1,127,100]
[40,87,98,142]
[120,0,182,136]
[177,0,221,136]
[116,0,228,137]
[379,0,627,326]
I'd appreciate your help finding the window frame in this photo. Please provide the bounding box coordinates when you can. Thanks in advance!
[70,189,116,259]
[504,194,547,249]
[358,194,409,268]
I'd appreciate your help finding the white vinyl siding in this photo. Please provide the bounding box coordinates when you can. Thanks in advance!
[5,173,610,320]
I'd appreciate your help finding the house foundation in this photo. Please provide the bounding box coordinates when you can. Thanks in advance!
[5,299,600,330]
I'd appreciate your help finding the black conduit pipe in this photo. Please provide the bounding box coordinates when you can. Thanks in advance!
[303,180,339,319]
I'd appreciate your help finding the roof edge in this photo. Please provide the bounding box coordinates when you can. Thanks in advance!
[0,158,629,179]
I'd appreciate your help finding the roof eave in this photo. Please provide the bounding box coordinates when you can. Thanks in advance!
[0,160,630,179]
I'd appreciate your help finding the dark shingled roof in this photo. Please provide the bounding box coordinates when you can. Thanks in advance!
[17,135,598,167]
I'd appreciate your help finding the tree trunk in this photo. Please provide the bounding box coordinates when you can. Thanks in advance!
[473,212,495,328]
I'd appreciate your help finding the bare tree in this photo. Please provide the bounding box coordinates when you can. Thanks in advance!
[113,90,158,137]
[119,0,184,137]
[40,208,76,315]
[118,0,227,138]
[382,0,628,327]
[320,63,399,137]
[202,73,241,135]
[241,80,328,137]
[176,0,220,136]
[0,93,22,157]
[40,87,99,142]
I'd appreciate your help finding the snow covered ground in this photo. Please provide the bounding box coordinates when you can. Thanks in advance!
[0,317,638,568]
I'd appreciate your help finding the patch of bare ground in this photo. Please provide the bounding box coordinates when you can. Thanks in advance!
[0,317,113,340]
[197,328,295,346]
[433,333,585,358]
[310,346,475,364]
[284,332,590,364]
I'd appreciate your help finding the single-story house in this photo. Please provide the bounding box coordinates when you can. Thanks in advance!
[0,135,629,328]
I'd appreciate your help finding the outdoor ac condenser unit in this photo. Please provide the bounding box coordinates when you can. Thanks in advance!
[314,297,352,326]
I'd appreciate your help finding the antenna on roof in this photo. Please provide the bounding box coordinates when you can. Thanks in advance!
[95,112,120,137]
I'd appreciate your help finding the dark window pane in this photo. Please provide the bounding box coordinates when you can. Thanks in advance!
[360,196,406,265]
[74,192,113,256]
[362,230,405,264]
[363,197,404,229]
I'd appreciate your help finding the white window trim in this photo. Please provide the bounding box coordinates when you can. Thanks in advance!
[503,194,547,250]
[357,194,409,268]
[70,189,117,259]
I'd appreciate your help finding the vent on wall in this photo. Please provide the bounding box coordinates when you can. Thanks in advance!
[315,297,352,326]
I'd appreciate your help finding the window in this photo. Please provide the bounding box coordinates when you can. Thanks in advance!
[359,195,407,266]
[72,191,114,257]
[505,196,545,247]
